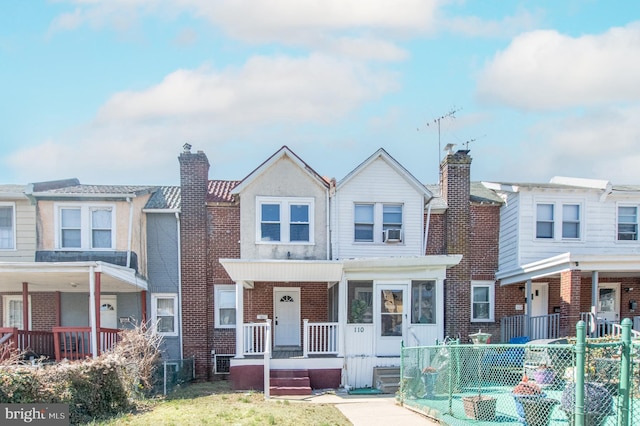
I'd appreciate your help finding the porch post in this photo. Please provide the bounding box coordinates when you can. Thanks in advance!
[591,271,599,336]
[55,291,61,327]
[141,290,147,325]
[337,279,346,357]
[235,280,244,358]
[22,282,29,331]
[89,267,99,359]
[525,279,532,338]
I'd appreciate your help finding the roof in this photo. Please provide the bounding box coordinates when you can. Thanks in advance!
[207,180,241,203]
[0,184,27,199]
[144,186,181,210]
[31,184,157,197]
[423,182,503,210]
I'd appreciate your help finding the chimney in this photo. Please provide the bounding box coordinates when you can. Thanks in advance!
[178,145,211,380]
[440,149,472,339]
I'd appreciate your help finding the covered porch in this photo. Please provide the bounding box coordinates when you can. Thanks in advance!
[498,253,640,342]
[0,261,148,361]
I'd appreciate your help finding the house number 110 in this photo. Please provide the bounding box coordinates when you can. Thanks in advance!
[354,327,365,333]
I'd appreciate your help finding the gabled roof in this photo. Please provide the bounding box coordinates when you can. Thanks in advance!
[338,148,432,200]
[144,186,181,211]
[230,146,329,194]
[207,180,241,203]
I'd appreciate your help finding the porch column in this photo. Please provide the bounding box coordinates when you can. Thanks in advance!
[22,282,29,331]
[235,280,245,358]
[141,290,147,325]
[337,279,346,357]
[590,271,599,336]
[89,267,99,359]
[559,269,581,337]
[55,292,61,327]
[525,279,532,338]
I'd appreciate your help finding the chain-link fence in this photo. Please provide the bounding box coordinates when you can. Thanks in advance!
[400,320,640,426]
[152,358,196,395]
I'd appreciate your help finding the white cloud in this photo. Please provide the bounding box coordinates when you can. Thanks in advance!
[476,22,640,110]
[444,9,541,38]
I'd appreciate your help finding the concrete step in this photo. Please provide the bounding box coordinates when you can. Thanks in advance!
[373,367,400,394]
[269,369,312,396]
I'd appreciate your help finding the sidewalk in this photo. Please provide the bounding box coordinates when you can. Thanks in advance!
[272,389,439,426]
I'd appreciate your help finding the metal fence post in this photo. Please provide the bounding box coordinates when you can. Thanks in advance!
[576,320,586,426]
[619,318,632,426]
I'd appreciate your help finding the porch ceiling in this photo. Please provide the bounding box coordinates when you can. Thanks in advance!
[497,252,640,286]
[0,261,148,293]
[220,259,343,284]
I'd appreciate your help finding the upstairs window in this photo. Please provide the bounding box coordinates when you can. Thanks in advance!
[562,204,580,239]
[382,204,403,241]
[257,197,314,243]
[618,206,638,241]
[354,204,374,242]
[0,204,15,250]
[536,203,554,239]
[56,204,115,249]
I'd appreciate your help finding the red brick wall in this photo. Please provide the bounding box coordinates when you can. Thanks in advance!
[425,212,446,255]
[179,149,212,380]
[0,292,58,331]
[560,270,582,336]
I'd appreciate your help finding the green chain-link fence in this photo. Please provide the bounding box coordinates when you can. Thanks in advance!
[152,358,196,395]
[400,319,640,426]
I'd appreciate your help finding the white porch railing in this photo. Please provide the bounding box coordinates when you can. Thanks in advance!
[303,320,339,357]
[500,313,560,342]
[243,322,270,355]
[579,312,640,339]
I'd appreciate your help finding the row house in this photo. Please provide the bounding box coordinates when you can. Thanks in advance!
[178,144,521,392]
[484,177,640,341]
[0,179,183,362]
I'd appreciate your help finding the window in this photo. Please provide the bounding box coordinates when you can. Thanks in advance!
[353,203,403,243]
[256,197,314,243]
[536,204,554,239]
[562,204,580,239]
[411,280,435,324]
[56,204,115,249]
[471,281,494,322]
[347,281,373,323]
[215,285,236,328]
[151,294,178,336]
[618,206,638,241]
[354,204,374,242]
[0,204,15,250]
[3,296,32,330]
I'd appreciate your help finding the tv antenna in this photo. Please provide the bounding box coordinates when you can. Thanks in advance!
[419,107,462,165]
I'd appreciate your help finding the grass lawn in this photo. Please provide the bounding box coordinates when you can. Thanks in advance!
[85,381,352,426]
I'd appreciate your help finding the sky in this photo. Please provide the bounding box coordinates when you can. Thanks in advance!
[2,1,640,187]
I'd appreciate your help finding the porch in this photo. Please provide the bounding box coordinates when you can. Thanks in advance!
[0,326,121,361]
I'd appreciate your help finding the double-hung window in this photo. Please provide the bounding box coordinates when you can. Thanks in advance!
[536,204,554,239]
[353,203,404,243]
[536,201,582,240]
[354,204,374,242]
[257,197,314,243]
[215,285,236,328]
[618,206,638,241]
[562,204,580,239]
[151,294,178,336]
[471,281,494,322]
[0,204,15,250]
[57,204,115,249]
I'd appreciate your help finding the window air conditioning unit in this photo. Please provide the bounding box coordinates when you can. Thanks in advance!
[384,228,402,242]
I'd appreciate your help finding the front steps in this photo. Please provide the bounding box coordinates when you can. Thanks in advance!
[269,369,312,396]
[373,366,400,394]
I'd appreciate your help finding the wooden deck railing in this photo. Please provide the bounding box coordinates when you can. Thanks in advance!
[52,327,121,361]
[0,328,55,360]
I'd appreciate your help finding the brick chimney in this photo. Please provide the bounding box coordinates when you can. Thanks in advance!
[440,150,472,340]
[179,144,211,380]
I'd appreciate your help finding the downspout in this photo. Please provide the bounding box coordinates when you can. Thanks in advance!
[126,197,134,268]
[176,212,184,359]
[326,187,331,259]
[422,201,432,255]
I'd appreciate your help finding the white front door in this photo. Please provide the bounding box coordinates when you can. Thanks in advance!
[598,283,620,322]
[100,295,118,329]
[274,288,300,347]
[376,284,407,356]
[529,283,549,339]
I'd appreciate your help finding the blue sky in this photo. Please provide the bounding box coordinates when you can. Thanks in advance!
[2,1,640,186]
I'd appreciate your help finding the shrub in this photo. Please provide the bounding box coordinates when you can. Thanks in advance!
[561,382,614,415]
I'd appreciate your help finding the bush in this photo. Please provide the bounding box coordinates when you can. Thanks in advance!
[561,381,614,416]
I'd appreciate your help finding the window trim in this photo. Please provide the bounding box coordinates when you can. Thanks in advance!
[2,295,32,330]
[54,203,117,250]
[255,197,314,244]
[617,204,638,242]
[534,200,584,241]
[354,203,375,242]
[215,284,237,329]
[0,202,16,251]
[561,203,581,239]
[470,281,495,322]
[151,293,179,336]
[353,202,404,244]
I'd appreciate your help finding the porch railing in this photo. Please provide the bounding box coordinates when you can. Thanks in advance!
[500,313,560,342]
[52,327,120,361]
[303,320,338,357]
[243,323,270,355]
[0,328,55,360]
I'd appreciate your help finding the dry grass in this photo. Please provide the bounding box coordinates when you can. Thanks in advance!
[86,381,352,426]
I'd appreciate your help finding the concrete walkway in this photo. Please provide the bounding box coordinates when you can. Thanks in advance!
[271,389,439,426]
